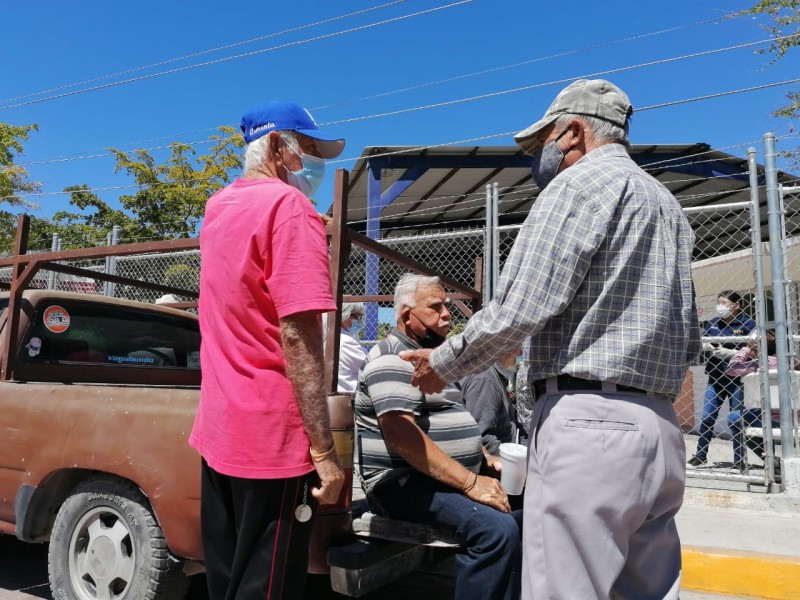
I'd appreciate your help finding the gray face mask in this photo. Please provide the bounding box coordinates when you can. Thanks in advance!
[530,127,570,190]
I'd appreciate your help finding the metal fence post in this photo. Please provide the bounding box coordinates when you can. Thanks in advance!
[103,226,120,297]
[763,133,798,464]
[483,184,493,305]
[748,148,777,482]
[47,233,61,290]
[492,182,499,298]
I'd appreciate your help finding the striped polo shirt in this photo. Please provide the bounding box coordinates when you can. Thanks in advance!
[355,329,483,491]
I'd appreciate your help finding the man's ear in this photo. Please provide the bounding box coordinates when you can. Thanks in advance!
[399,305,412,327]
[565,119,584,149]
[268,131,284,166]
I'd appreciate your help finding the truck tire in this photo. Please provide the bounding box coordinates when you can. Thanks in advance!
[48,477,189,600]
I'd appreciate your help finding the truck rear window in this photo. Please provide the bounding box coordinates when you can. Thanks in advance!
[18,301,201,370]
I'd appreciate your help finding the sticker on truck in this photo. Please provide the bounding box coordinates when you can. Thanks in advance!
[43,305,70,333]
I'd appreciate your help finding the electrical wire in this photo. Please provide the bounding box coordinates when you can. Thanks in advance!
[0,1,472,111]
[309,13,738,111]
[7,13,762,164]
[0,1,409,106]
[320,34,799,126]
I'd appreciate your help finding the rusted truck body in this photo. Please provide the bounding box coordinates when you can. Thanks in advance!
[0,290,427,599]
[0,290,205,598]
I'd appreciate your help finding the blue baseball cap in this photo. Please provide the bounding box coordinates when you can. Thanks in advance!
[239,100,345,159]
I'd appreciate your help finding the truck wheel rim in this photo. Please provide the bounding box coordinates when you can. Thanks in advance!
[67,506,136,600]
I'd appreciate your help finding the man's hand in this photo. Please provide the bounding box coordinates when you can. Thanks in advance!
[398,348,446,394]
[311,455,345,505]
[482,454,502,479]
[466,474,510,513]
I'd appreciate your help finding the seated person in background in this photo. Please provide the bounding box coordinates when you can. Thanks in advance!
[337,302,368,393]
[725,330,796,471]
[460,346,524,454]
[355,273,522,600]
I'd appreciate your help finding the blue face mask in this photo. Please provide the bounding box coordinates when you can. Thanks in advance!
[284,141,325,197]
[530,127,570,190]
[348,318,364,338]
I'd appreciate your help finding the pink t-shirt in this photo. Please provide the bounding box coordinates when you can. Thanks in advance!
[189,178,336,479]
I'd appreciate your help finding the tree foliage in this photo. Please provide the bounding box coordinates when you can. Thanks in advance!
[0,123,40,209]
[743,1,800,167]
[109,126,244,239]
[13,127,245,254]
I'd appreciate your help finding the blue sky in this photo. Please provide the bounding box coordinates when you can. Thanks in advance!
[2,0,798,232]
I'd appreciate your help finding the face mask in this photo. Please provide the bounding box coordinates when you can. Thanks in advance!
[284,141,325,197]
[347,318,363,338]
[410,311,447,349]
[530,128,570,190]
[716,304,733,319]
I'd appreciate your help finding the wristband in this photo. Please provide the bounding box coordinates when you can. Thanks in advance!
[310,444,336,462]
[462,471,478,494]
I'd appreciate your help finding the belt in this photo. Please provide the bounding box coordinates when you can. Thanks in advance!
[532,374,649,397]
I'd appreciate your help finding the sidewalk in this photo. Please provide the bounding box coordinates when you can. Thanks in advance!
[678,486,800,599]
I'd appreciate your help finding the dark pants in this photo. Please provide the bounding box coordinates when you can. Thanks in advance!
[200,459,317,600]
[727,409,768,464]
[695,374,743,460]
[371,473,523,600]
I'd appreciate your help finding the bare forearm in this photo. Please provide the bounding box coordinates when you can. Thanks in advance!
[280,311,333,451]
[379,413,473,490]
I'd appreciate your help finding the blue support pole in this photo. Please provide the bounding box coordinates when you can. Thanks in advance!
[365,161,382,343]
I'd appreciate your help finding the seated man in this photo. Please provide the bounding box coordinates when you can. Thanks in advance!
[460,346,524,454]
[355,273,522,600]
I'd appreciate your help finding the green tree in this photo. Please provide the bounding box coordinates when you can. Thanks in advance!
[0,123,40,210]
[744,1,800,167]
[110,126,245,239]
[14,127,245,254]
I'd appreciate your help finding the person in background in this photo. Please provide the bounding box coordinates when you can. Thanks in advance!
[337,302,368,393]
[726,330,780,471]
[189,100,345,599]
[355,273,522,600]
[688,291,756,467]
[400,79,699,599]
[460,346,524,453]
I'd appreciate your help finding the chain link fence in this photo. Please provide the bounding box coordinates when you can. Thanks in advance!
[341,229,484,346]
[6,190,798,491]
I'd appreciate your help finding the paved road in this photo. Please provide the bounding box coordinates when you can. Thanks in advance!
[0,533,755,600]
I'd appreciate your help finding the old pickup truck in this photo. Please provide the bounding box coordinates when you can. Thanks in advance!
[0,288,456,600]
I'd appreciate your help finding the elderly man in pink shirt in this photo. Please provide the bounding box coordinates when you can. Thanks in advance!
[190,100,345,600]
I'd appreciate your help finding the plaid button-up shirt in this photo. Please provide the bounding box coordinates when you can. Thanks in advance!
[431,143,701,397]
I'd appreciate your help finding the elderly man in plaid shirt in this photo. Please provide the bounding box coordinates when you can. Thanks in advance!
[402,79,701,600]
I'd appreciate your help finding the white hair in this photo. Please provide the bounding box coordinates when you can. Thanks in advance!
[393,273,441,322]
[243,130,298,174]
[555,114,630,148]
[341,302,365,321]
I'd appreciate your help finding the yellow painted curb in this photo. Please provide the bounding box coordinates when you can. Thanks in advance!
[682,546,800,600]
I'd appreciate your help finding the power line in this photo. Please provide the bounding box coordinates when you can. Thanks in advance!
[310,14,738,112]
[1,1,409,106]
[321,34,799,126]
[0,1,472,111]
[13,15,766,168]
[3,2,409,106]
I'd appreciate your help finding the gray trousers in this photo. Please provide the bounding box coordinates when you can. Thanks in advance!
[522,389,685,600]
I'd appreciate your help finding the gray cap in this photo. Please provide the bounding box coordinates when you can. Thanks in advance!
[514,79,633,154]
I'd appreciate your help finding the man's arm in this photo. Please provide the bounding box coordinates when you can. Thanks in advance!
[378,411,510,513]
[281,311,344,505]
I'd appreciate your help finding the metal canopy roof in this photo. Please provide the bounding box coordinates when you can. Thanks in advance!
[343,144,799,258]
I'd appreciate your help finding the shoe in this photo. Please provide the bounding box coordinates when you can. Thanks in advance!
[687,455,706,467]
[732,461,747,472]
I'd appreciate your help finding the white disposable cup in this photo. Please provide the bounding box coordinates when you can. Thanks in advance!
[498,442,528,495]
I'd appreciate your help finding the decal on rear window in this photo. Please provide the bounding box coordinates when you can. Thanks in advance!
[43,305,70,333]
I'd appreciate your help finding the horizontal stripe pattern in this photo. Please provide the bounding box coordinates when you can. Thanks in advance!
[355,330,483,490]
